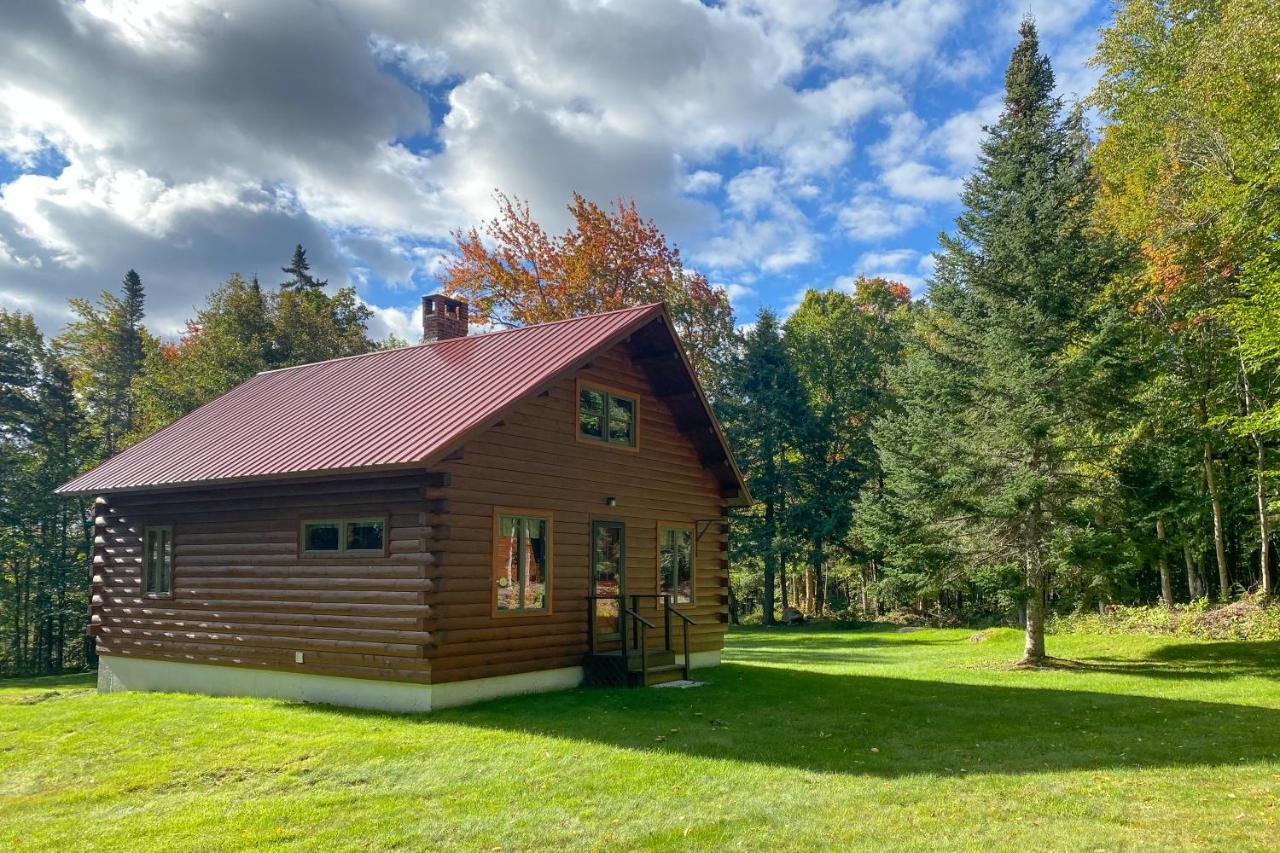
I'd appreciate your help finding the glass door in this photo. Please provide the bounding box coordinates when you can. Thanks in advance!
[592,520,625,641]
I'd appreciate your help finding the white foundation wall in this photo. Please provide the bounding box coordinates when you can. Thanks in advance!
[97,656,435,713]
[97,651,724,712]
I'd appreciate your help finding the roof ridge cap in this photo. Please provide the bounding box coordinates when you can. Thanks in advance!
[255,302,664,376]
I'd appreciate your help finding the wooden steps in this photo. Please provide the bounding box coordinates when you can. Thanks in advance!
[583,650,688,688]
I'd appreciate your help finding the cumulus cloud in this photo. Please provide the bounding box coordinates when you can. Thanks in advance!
[837,193,925,242]
[0,0,1109,331]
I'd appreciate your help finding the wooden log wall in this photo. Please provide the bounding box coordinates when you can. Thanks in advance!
[92,471,437,684]
[429,342,730,684]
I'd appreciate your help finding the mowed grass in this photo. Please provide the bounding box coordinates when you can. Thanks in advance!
[3,627,1280,851]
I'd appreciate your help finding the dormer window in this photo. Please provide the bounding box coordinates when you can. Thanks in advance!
[578,383,637,448]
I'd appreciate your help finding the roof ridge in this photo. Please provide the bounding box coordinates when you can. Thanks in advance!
[255,302,664,376]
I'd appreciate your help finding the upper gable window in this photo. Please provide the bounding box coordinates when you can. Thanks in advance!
[578,384,637,448]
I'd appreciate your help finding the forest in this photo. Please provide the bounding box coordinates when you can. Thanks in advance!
[2,0,1277,673]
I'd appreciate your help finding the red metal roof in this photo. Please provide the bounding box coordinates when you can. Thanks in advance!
[60,303,702,495]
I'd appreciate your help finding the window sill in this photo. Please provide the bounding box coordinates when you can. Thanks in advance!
[492,609,554,618]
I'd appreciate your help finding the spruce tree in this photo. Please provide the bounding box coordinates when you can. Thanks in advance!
[115,270,146,436]
[280,244,328,292]
[873,20,1122,663]
[728,310,812,624]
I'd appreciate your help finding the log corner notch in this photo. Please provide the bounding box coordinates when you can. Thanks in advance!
[90,470,441,686]
[626,317,751,508]
[421,468,453,640]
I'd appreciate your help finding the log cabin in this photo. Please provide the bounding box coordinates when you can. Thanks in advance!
[57,296,750,712]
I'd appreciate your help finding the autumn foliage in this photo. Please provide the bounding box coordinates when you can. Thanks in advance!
[440,192,734,378]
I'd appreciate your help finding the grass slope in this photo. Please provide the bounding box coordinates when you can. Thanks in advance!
[3,626,1279,850]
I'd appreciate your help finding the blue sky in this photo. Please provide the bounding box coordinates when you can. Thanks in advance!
[0,0,1114,340]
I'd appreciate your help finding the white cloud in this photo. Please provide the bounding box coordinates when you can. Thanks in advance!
[684,170,723,194]
[858,248,919,270]
[0,0,1109,333]
[837,193,925,241]
[832,0,967,73]
[699,167,817,273]
[717,282,757,306]
[364,299,423,343]
[929,93,1004,171]
[880,161,965,203]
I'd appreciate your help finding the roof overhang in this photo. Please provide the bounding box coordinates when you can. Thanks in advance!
[57,302,751,507]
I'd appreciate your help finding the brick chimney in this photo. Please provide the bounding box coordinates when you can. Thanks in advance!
[421,294,469,342]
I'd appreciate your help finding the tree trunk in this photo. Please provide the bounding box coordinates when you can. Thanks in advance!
[1183,541,1201,599]
[1254,445,1274,596]
[860,564,870,616]
[1253,438,1272,596]
[1022,561,1047,664]
[821,562,829,617]
[1020,504,1048,665]
[1203,441,1231,599]
[1236,342,1273,596]
[762,495,776,625]
[1156,516,1174,610]
[779,553,789,611]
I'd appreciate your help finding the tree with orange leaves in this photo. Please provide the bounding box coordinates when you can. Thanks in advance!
[439,192,734,385]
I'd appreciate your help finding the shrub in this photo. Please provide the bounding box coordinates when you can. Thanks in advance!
[1049,596,1280,641]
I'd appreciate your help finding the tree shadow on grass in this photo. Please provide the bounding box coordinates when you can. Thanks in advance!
[307,661,1280,778]
[1070,640,1280,681]
[727,624,953,652]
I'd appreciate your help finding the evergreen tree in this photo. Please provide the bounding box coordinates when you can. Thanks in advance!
[280,244,328,292]
[872,20,1124,663]
[56,271,153,455]
[0,312,95,676]
[725,310,812,624]
[131,269,375,439]
[0,311,44,440]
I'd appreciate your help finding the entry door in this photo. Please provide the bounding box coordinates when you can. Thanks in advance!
[592,520,625,640]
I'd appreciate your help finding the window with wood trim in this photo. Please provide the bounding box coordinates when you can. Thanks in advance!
[494,511,551,614]
[143,526,173,596]
[658,523,694,604]
[578,384,637,447]
[300,518,386,555]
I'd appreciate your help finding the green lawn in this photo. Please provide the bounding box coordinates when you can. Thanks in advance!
[3,626,1279,851]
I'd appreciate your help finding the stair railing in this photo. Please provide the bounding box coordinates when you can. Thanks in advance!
[586,593,696,680]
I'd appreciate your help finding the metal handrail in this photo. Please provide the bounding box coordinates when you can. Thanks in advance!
[586,593,694,680]
[663,598,695,679]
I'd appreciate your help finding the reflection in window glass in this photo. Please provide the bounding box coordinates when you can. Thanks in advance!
[345,519,385,552]
[659,525,693,604]
[579,388,605,439]
[578,385,636,447]
[304,522,340,552]
[496,514,550,613]
[144,527,172,595]
[608,395,635,445]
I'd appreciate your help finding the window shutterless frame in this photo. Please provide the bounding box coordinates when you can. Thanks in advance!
[491,507,554,617]
[655,521,696,606]
[298,516,388,557]
[575,378,640,450]
[142,525,174,598]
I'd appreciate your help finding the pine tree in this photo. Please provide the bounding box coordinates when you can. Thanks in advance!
[280,244,328,292]
[56,271,152,455]
[873,20,1124,663]
[727,310,812,624]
